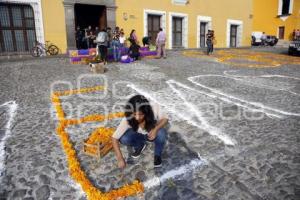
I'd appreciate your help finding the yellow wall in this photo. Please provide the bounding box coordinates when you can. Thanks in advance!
[42,0,67,53]
[253,0,300,40]
[115,0,253,48]
[40,0,253,51]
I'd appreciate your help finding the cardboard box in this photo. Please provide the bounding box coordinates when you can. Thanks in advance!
[89,62,105,73]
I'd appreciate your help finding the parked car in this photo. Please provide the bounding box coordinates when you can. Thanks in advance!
[288,39,300,56]
[251,32,278,46]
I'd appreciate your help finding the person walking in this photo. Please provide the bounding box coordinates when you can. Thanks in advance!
[155,28,166,59]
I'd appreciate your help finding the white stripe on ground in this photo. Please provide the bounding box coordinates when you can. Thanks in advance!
[188,75,300,118]
[166,80,236,146]
[223,71,300,96]
[224,70,300,81]
[127,83,235,146]
[0,101,18,179]
[144,156,207,189]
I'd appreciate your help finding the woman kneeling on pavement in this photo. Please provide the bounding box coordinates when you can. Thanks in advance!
[112,95,168,168]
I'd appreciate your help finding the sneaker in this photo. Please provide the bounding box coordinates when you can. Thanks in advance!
[154,156,162,168]
[131,144,146,159]
[146,139,154,144]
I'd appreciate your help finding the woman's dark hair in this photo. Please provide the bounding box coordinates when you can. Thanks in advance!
[125,95,156,132]
[130,29,135,38]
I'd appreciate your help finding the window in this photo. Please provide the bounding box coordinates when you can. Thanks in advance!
[278,0,293,16]
[172,0,188,5]
[282,0,290,15]
[0,3,36,53]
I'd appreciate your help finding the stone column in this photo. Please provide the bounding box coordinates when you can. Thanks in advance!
[106,6,117,29]
[63,2,76,50]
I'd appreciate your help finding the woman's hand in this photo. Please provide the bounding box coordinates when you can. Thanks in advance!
[118,158,126,169]
[148,128,158,141]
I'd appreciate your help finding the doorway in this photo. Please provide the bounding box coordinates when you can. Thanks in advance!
[278,26,285,39]
[147,14,161,45]
[172,17,183,48]
[200,22,207,48]
[230,25,238,47]
[74,4,106,31]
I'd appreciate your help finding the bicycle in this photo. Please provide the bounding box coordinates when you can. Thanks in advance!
[31,40,59,57]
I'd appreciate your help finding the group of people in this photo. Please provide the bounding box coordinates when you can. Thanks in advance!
[75,25,167,64]
[292,29,300,40]
[75,25,101,49]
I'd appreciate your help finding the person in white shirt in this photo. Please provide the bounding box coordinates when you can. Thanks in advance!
[112,95,168,168]
[119,31,126,47]
[261,32,267,46]
[156,28,167,59]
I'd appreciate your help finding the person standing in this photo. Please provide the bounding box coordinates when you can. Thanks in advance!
[119,31,126,47]
[85,25,94,49]
[295,29,300,40]
[106,27,112,48]
[155,28,166,59]
[93,27,100,48]
[211,30,215,53]
[129,29,138,44]
[206,30,214,55]
[96,28,109,64]
[75,26,84,50]
[112,26,121,62]
[261,32,267,46]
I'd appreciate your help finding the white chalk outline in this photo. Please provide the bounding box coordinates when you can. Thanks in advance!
[0,101,18,182]
[144,156,207,189]
[188,75,300,118]
[167,80,236,146]
[127,83,236,146]
[223,70,300,96]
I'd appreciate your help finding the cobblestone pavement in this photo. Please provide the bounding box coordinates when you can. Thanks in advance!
[0,48,299,200]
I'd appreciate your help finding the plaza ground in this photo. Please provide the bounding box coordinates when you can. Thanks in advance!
[0,47,299,200]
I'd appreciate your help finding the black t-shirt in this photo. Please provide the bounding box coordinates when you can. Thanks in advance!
[129,44,140,54]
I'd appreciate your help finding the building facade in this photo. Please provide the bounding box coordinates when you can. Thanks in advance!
[253,0,300,41]
[1,0,254,54]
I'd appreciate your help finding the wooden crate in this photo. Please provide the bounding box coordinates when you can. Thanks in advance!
[82,141,112,159]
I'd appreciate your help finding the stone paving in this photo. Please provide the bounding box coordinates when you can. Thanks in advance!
[0,48,299,200]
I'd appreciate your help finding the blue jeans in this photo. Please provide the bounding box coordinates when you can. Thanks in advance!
[119,128,167,157]
[111,40,121,61]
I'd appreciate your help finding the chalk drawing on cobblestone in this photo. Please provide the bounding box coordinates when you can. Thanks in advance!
[144,156,207,189]
[0,101,17,182]
[224,70,300,96]
[127,83,235,146]
[167,80,236,146]
[188,75,300,118]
